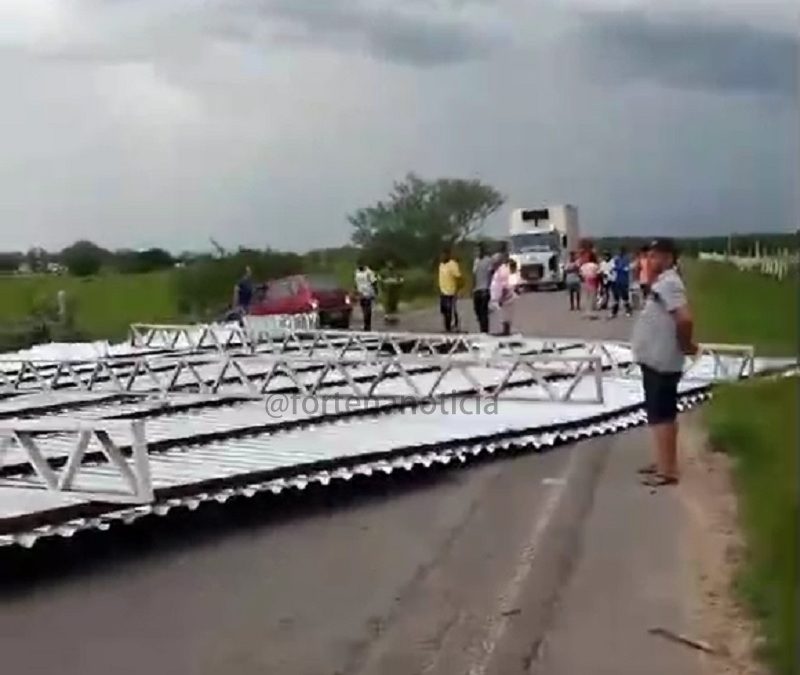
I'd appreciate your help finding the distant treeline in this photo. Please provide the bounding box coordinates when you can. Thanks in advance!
[1,232,795,280]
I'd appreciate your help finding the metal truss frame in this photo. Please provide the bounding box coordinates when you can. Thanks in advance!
[0,419,153,504]
[0,356,199,395]
[0,338,757,402]
[1,388,714,549]
[572,341,756,380]
[684,343,756,380]
[129,315,320,353]
[129,321,564,357]
[129,322,253,352]
[129,323,758,383]
[0,352,607,403]
[272,327,565,359]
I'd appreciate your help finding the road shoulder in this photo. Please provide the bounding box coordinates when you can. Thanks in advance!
[678,411,767,675]
[494,427,703,675]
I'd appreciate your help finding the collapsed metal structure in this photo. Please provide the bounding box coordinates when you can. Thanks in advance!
[0,418,152,505]
[0,352,607,403]
[0,322,766,550]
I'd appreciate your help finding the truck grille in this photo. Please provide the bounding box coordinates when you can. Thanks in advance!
[521,264,543,280]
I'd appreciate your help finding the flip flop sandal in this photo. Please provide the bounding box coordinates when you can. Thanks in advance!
[637,463,657,475]
[641,474,679,488]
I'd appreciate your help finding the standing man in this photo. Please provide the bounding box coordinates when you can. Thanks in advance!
[381,261,403,326]
[354,261,377,331]
[233,266,254,318]
[438,248,462,333]
[564,251,582,311]
[609,247,633,318]
[472,242,493,333]
[599,251,614,310]
[631,238,697,487]
[491,241,508,272]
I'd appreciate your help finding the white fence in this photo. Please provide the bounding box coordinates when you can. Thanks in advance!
[698,249,797,281]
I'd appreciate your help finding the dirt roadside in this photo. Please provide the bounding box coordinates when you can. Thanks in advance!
[679,411,766,675]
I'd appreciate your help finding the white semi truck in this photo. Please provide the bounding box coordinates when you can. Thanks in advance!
[508,205,581,290]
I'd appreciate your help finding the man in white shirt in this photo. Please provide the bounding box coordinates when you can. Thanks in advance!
[599,252,615,310]
[631,238,697,487]
[354,262,377,331]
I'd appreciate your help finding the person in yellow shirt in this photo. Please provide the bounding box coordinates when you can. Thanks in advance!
[438,248,462,333]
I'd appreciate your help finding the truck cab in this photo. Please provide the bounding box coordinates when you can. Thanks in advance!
[508,205,579,290]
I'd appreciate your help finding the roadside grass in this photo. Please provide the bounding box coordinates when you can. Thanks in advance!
[682,260,797,356]
[0,272,179,341]
[690,259,797,674]
[0,265,440,344]
[705,377,798,675]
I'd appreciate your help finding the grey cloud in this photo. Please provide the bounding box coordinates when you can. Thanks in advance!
[224,0,503,66]
[578,10,799,96]
[27,0,504,68]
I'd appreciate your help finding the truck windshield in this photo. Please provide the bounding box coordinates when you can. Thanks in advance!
[509,232,559,253]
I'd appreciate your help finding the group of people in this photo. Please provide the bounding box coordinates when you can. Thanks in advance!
[245,238,690,490]
[353,241,670,338]
[439,241,656,336]
[438,242,521,336]
[440,237,696,489]
[564,246,654,319]
[354,246,519,336]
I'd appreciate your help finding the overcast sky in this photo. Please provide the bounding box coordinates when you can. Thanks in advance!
[1,0,797,253]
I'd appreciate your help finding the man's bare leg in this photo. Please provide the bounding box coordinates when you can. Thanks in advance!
[652,421,679,480]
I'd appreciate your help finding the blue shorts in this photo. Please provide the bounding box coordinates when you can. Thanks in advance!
[641,364,682,424]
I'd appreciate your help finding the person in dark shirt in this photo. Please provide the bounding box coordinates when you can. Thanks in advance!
[233,266,254,315]
[610,247,632,317]
[381,261,403,326]
[472,242,493,333]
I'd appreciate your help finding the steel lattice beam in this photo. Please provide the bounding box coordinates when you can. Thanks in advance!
[0,353,607,403]
[552,340,756,381]
[0,419,152,504]
[129,321,563,357]
[128,322,758,380]
[129,316,320,353]
[0,339,757,402]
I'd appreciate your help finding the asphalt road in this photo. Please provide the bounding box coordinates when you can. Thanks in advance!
[0,291,701,675]
[395,287,637,340]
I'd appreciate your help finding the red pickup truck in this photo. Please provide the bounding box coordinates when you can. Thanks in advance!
[248,274,352,329]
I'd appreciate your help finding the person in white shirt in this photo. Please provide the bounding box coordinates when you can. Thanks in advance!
[599,251,615,310]
[354,262,377,330]
[490,257,520,335]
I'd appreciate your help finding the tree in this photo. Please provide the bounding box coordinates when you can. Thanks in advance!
[0,251,23,273]
[349,173,504,267]
[24,247,48,273]
[60,240,109,277]
[114,247,175,273]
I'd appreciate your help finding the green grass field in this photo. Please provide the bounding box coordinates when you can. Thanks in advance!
[0,272,179,341]
[686,260,797,675]
[0,264,447,345]
[683,260,797,356]
[705,378,797,675]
